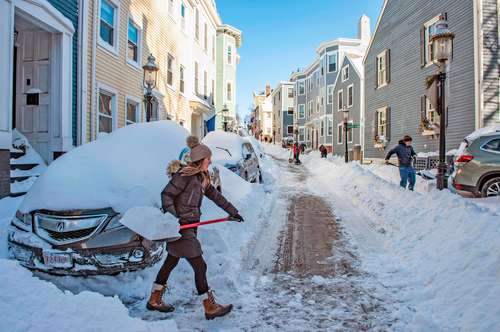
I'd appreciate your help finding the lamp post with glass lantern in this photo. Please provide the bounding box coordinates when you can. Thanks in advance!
[143,54,159,122]
[430,17,454,190]
[342,106,349,163]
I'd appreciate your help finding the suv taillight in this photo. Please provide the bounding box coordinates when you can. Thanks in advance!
[456,154,474,163]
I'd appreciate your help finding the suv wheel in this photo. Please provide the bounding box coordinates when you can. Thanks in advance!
[481,177,500,197]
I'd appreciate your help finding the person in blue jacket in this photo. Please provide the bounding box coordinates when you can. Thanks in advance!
[385,135,417,191]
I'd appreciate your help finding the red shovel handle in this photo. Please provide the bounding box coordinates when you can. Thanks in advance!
[180,217,231,230]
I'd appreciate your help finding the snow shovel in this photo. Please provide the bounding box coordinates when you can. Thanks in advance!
[120,207,233,242]
[386,162,436,180]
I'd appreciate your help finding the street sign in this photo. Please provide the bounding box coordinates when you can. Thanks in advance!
[347,124,361,129]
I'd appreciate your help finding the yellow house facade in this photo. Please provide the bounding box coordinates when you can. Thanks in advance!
[80,0,224,143]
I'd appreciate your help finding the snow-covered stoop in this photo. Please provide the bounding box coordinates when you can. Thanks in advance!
[10,130,47,197]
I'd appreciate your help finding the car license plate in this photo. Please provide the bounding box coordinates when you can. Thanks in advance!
[42,251,73,268]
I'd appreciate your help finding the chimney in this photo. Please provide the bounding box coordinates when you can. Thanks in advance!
[358,14,371,44]
[265,84,271,97]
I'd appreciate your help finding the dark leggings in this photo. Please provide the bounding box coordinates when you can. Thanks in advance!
[155,254,209,295]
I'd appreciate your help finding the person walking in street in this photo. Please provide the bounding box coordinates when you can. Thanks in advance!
[319,145,327,158]
[147,137,244,320]
[385,135,417,191]
[293,142,301,165]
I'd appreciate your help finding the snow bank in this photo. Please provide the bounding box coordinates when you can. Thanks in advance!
[202,131,245,165]
[292,152,500,330]
[0,259,177,332]
[20,121,188,213]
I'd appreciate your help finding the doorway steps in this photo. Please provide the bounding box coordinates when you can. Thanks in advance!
[9,130,47,197]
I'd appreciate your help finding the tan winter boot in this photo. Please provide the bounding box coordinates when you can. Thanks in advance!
[203,290,233,320]
[146,283,175,313]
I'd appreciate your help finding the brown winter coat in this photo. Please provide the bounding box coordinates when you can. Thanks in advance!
[161,171,239,258]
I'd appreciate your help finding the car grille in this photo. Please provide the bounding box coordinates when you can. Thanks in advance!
[44,227,97,242]
[34,212,108,245]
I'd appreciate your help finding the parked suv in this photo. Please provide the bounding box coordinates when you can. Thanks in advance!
[451,127,500,197]
[7,121,222,276]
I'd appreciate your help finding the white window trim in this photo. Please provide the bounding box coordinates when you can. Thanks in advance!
[347,84,354,108]
[125,95,142,124]
[227,44,233,65]
[180,2,187,31]
[377,107,388,140]
[166,53,175,90]
[298,104,305,119]
[327,85,334,104]
[225,80,233,103]
[377,51,388,88]
[298,80,305,95]
[337,123,343,145]
[96,82,118,136]
[424,15,441,66]
[195,8,200,42]
[299,127,305,142]
[327,116,333,136]
[126,15,142,70]
[98,0,120,57]
[337,89,344,111]
[327,52,338,73]
[179,65,186,96]
[342,65,350,82]
[168,0,176,21]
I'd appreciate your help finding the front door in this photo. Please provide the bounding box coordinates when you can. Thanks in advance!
[16,30,51,162]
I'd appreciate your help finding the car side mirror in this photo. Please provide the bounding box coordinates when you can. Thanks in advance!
[245,153,252,160]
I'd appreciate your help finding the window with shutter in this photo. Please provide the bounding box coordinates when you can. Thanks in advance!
[385,49,391,84]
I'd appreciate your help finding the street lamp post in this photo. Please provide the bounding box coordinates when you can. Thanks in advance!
[342,106,349,163]
[430,17,455,190]
[221,105,229,132]
[143,54,159,122]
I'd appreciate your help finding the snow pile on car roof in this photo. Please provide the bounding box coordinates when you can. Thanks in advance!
[20,121,188,213]
[202,131,245,165]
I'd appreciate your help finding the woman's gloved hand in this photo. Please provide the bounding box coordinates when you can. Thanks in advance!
[229,213,244,222]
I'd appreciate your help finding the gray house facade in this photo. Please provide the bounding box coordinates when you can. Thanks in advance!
[291,15,370,152]
[364,0,500,160]
[331,55,364,157]
[271,82,294,143]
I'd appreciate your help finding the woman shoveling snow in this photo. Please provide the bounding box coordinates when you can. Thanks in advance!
[146,136,244,320]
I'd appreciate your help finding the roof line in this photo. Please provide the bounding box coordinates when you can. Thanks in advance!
[363,0,389,64]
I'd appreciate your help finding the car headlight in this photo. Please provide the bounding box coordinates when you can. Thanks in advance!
[12,211,32,231]
[104,214,123,231]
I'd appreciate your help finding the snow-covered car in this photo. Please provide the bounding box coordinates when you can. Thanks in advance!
[203,131,262,183]
[7,121,222,276]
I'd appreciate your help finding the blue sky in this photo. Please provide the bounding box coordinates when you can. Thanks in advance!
[216,0,384,119]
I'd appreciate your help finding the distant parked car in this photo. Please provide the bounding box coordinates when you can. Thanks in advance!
[7,121,222,276]
[203,131,262,183]
[451,126,500,197]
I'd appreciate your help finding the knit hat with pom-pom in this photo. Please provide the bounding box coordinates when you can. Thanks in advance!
[186,135,199,149]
